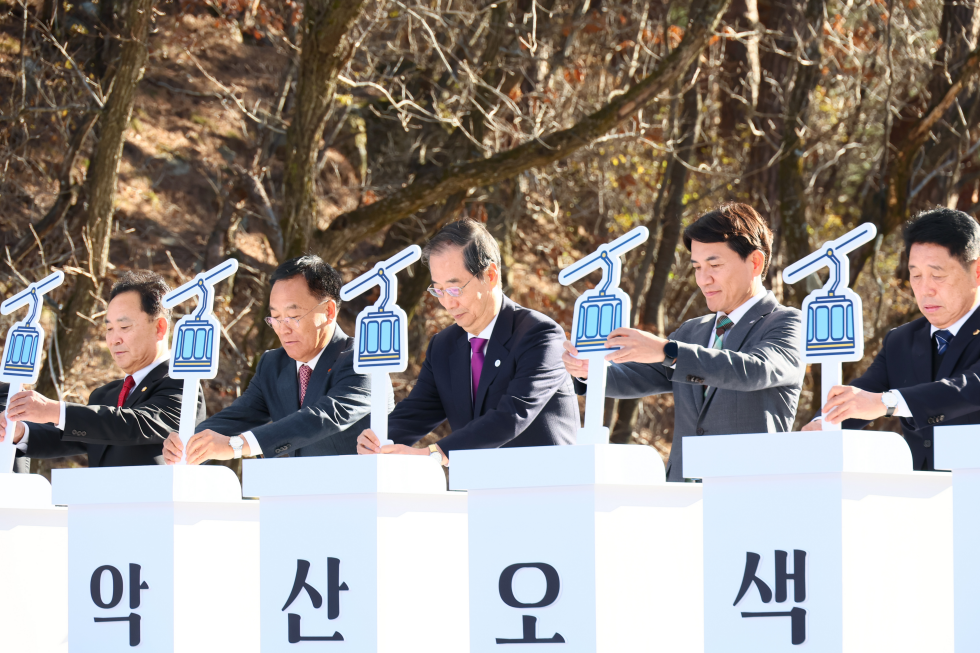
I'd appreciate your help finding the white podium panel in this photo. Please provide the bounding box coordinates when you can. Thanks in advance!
[685,430,953,653]
[934,424,980,652]
[52,465,259,653]
[243,455,468,653]
[451,444,704,653]
[0,474,68,652]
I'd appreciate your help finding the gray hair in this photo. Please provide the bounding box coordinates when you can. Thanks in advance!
[422,218,502,279]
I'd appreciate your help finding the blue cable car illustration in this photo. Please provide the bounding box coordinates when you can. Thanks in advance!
[163,259,239,381]
[1,271,65,385]
[341,245,422,446]
[340,245,422,374]
[558,226,649,444]
[559,227,649,353]
[784,223,877,430]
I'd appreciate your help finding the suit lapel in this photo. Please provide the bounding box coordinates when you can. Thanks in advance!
[474,300,516,416]
[937,309,980,380]
[450,331,473,422]
[278,357,300,413]
[301,327,351,409]
[700,294,776,415]
[911,320,933,385]
[124,361,169,408]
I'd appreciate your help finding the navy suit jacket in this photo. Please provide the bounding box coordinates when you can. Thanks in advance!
[22,361,206,467]
[197,325,385,457]
[844,309,980,470]
[387,296,578,453]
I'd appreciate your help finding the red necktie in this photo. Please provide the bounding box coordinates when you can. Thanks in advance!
[298,364,312,405]
[117,375,135,407]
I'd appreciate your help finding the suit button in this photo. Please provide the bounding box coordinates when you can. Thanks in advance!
[927,418,934,425]
[696,428,705,435]
[924,440,932,447]
[939,415,945,422]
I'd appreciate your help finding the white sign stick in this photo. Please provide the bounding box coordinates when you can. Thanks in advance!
[0,270,65,472]
[162,259,239,463]
[558,227,649,444]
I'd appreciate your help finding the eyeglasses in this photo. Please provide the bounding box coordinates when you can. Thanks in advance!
[264,300,329,330]
[427,276,475,298]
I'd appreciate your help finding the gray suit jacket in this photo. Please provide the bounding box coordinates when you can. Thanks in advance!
[585,291,803,481]
[198,325,388,457]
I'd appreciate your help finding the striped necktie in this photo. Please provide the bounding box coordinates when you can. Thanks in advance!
[705,315,734,397]
[935,329,952,356]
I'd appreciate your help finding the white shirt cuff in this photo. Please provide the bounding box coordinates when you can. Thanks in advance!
[57,401,66,431]
[240,431,262,457]
[14,422,29,452]
[892,390,913,418]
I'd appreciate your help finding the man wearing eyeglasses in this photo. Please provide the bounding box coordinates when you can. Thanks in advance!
[162,255,388,463]
[356,219,578,465]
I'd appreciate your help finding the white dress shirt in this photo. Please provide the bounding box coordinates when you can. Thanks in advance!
[16,351,171,451]
[467,312,500,396]
[240,345,328,457]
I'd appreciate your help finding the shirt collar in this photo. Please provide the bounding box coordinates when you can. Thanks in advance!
[717,286,768,328]
[930,295,980,337]
[296,345,327,373]
[129,351,170,388]
[467,311,499,343]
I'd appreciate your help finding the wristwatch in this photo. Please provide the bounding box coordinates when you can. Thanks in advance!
[429,444,446,466]
[663,340,679,366]
[881,390,900,418]
[229,436,244,459]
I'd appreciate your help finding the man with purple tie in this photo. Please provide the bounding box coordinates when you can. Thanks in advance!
[356,219,578,465]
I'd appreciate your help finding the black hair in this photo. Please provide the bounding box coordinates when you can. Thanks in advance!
[270,255,342,303]
[683,202,774,277]
[904,207,980,266]
[110,271,172,321]
[422,218,502,279]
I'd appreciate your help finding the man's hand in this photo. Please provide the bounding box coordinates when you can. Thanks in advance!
[5,390,59,425]
[357,429,381,454]
[562,341,589,380]
[379,442,448,466]
[822,385,886,425]
[604,327,667,365]
[801,419,822,432]
[0,413,26,444]
[163,432,184,464]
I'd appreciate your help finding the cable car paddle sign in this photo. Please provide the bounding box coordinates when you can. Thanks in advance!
[559,226,649,444]
[784,223,877,430]
[340,245,421,446]
[162,259,239,463]
[0,270,65,471]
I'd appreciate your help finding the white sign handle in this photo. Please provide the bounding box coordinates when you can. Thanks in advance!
[821,361,843,431]
[0,381,23,471]
[176,379,198,464]
[578,352,610,445]
[370,372,393,446]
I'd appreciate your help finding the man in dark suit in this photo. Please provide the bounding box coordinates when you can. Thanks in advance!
[0,271,204,467]
[163,255,386,464]
[806,208,980,471]
[563,203,804,481]
[356,219,578,466]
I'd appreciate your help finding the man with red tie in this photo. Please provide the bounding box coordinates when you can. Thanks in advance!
[161,255,386,464]
[356,219,578,466]
[0,271,205,467]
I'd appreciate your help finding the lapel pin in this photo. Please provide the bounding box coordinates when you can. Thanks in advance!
[142,387,147,392]
[973,330,979,336]
[495,360,501,367]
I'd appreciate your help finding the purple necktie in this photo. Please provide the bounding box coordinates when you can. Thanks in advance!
[470,337,488,402]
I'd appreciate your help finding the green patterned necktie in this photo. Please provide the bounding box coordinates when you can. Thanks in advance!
[705,315,734,397]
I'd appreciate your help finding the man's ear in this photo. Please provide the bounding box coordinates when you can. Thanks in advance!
[155,317,169,341]
[326,299,338,323]
[486,262,500,286]
[752,250,766,276]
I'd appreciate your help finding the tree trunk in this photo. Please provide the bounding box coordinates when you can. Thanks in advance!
[35,0,155,398]
[643,65,699,334]
[279,0,368,261]
[776,0,826,307]
[312,0,732,266]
